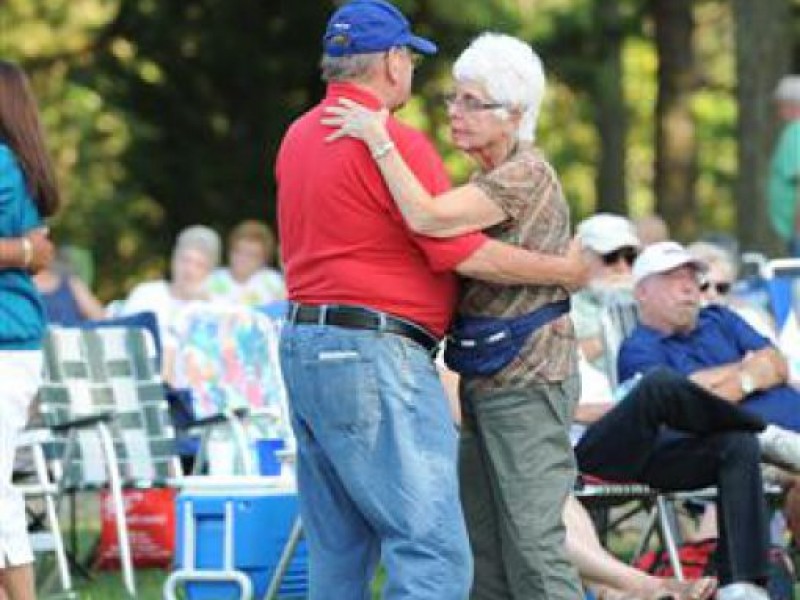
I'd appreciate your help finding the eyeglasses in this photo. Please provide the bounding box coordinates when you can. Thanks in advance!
[699,280,732,295]
[601,247,638,267]
[443,92,506,112]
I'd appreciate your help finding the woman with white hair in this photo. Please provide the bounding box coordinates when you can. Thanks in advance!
[324,33,583,600]
[687,240,775,339]
[120,224,221,377]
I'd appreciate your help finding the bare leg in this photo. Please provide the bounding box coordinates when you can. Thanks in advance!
[565,495,656,594]
[565,496,716,600]
[0,564,35,600]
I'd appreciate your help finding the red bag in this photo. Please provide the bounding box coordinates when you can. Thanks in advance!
[96,488,176,569]
[634,538,715,579]
[635,539,796,600]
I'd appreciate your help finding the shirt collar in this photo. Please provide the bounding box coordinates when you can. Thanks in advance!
[638,306,710,342]
[324,82,385,111]
[636,321,671,342]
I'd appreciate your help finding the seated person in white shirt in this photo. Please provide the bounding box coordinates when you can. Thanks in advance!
[206,219,285,307]
[572,213,640,367]
[120,224,221,381]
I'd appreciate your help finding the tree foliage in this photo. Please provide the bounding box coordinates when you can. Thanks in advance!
[1,0,797,298]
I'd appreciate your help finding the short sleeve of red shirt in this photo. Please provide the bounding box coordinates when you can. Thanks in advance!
[391,125,486,273]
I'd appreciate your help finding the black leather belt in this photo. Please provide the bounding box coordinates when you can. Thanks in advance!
[287,304,439,355]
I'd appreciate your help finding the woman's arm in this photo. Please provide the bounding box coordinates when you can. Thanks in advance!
[0,229,53,272]
[69,277,107,320]
[457,237,588,291]
[323,98,505,237]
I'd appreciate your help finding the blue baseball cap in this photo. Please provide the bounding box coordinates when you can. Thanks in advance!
[323,0,437,57]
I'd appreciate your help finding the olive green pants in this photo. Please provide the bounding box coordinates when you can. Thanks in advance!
[459,375,581,600]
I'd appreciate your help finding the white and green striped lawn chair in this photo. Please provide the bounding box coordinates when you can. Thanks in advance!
[38,325,181,598]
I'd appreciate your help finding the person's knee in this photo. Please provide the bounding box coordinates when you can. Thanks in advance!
[716,431,760,464]
[639,367,690,396]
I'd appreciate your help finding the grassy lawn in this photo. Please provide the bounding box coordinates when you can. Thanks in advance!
[42,566,384,599]
[36,497,799,599]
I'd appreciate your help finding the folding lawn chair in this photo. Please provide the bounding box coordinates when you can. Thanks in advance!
[165,305,306,600]
[14,428,74,598]
[576,298,688,577]
[761,257,800,382]
[170,303,293,475]
[38,325,181,598]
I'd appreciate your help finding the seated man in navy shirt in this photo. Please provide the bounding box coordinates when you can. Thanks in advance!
[620,241,800,433]
[614,240,800,600]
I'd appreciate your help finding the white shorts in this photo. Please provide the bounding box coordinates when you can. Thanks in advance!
[0,350,42,567]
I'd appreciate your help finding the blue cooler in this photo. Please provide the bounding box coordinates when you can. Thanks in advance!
[167,477,307,600]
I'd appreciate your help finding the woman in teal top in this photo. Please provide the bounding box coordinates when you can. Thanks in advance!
[0,60,60,600]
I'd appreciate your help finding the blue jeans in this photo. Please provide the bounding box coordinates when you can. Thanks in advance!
[279,323,472,600]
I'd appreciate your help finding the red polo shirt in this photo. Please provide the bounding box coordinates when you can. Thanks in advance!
[275,82,486,337]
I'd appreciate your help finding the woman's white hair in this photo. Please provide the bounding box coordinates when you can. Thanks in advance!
[174,224,222,268]
[687,241,737,278]
[453,33,546,142]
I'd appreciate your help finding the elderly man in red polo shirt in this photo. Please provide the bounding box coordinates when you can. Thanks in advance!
[275,1,586,598]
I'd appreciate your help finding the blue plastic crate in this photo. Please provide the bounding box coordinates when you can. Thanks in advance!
[176,488,307,599]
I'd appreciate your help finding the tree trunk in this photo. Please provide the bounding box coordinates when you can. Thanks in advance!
[593,0,628,215]
[733,0,791,256]
[652,0,697,241]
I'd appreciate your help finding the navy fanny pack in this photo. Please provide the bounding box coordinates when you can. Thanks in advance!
[444,299,571,377]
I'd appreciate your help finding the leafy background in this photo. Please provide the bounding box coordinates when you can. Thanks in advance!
[1,0,797,299]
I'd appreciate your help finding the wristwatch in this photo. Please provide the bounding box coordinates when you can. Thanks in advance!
[739,371,756,396]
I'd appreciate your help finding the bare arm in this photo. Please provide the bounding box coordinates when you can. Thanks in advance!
[322,98,505,237]
[578,336,605,363]
[689,347,788,403]
[455,237,589,291]
[573,402,613,425]
[0,229,53,273]
[69,278,107,321]
[322,99,589,290]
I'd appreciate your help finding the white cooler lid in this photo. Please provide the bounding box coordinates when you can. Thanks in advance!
[169,475,296,496]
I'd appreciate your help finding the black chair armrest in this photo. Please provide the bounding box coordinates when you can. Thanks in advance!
[50,411,115,433]
[187,407,249,431]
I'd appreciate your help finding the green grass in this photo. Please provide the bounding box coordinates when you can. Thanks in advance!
[36,497,799,599]
[42,566,385,599]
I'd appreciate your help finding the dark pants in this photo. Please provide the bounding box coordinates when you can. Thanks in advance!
[575,368,770,585]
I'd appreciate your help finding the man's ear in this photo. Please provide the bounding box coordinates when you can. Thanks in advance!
[384,50,402,85]
[633,281,646,304]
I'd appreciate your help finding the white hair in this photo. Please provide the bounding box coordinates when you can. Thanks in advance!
[452,33,546,142]
[687,241,736,278]
[174,224,222,267]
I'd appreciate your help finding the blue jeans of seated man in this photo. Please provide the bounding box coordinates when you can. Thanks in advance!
[279,323,472,600]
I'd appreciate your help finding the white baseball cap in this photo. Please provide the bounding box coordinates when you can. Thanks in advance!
[577,213,640,255]
[632,241,708,286]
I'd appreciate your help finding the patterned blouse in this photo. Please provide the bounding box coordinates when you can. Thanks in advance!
[458,142,577,391]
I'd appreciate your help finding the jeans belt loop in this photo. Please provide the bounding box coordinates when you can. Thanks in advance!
[378,312,387,333]
[289,302,300,323]
[318,305,328,326]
